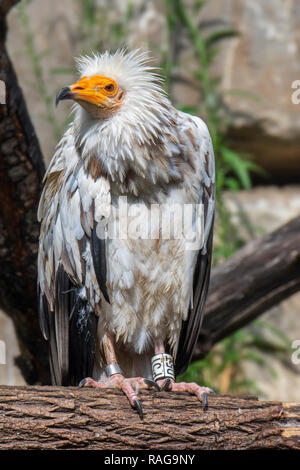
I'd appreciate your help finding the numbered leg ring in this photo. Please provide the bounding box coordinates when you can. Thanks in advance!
[151,353,175,381]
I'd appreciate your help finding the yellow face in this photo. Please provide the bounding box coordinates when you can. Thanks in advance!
[56,75,125,114]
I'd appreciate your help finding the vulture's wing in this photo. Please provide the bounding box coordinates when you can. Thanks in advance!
[174,114,215,377]
[38,131,110,385]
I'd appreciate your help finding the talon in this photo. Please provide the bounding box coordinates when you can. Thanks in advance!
[133,397,143,420]
[161,378,172,391]
[78,378,87,388]
[144,378,160,391]
[202,392,207,411]
[79,374,149,418]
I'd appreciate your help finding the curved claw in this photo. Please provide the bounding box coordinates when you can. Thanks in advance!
[133,397,143,420]
[144,378,160,391]
[78,378,87,388]
[161,378,172,391]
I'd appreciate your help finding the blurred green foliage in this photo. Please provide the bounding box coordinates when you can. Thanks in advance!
[17,0,291,395]
[179,320,291,395]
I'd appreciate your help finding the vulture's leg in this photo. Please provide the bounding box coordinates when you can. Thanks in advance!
[79,333,159,419]
[153,340,214,411]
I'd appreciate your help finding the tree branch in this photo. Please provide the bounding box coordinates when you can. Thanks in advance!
[0,386,299,449]
[0,0,19,16]
[0,0,48,383]
[196,216,300,358]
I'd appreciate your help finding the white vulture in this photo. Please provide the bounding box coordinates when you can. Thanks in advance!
[38,49,215,418]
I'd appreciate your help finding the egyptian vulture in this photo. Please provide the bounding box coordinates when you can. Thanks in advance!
[38,49,215,418]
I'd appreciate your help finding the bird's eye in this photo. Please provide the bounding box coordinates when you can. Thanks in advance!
[105,84,115,92]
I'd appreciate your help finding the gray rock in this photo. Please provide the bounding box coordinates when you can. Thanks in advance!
[128,0,300,182]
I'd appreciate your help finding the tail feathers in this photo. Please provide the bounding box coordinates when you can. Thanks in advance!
[68,293,98,386]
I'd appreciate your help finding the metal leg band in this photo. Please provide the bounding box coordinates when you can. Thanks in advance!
[105,363,122,377]
[151,353,175,382]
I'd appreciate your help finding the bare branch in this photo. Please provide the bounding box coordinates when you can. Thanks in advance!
[196,216,300,358]
[0,386,299,449]
[0,0,19,16]
[0,1,48,383]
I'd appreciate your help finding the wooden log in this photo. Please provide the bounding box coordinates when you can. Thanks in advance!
[0,386,299,450]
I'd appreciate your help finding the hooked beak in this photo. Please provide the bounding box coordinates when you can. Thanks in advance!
[55,76,111,108]
[55,87,73,106]
[55,76,123,114]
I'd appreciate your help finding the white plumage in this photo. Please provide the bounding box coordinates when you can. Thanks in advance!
[38,49,215,413]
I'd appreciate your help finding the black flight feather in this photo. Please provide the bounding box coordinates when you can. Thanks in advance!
[91,223,110,303]
[45,265,98,386]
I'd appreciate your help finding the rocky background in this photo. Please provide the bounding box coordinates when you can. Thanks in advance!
[0,0,299,399]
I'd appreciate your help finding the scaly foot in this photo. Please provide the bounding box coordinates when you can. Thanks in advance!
[157,378,214,410]
[79,374,159,419]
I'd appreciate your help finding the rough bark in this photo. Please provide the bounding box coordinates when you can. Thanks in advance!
[197,216,300,358]
[0,385,299,450]
[0,0,48,384]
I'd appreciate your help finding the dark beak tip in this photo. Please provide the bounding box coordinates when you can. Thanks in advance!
[55,87,72,106]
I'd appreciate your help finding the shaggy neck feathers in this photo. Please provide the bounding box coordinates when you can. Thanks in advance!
[70,50,180,193]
